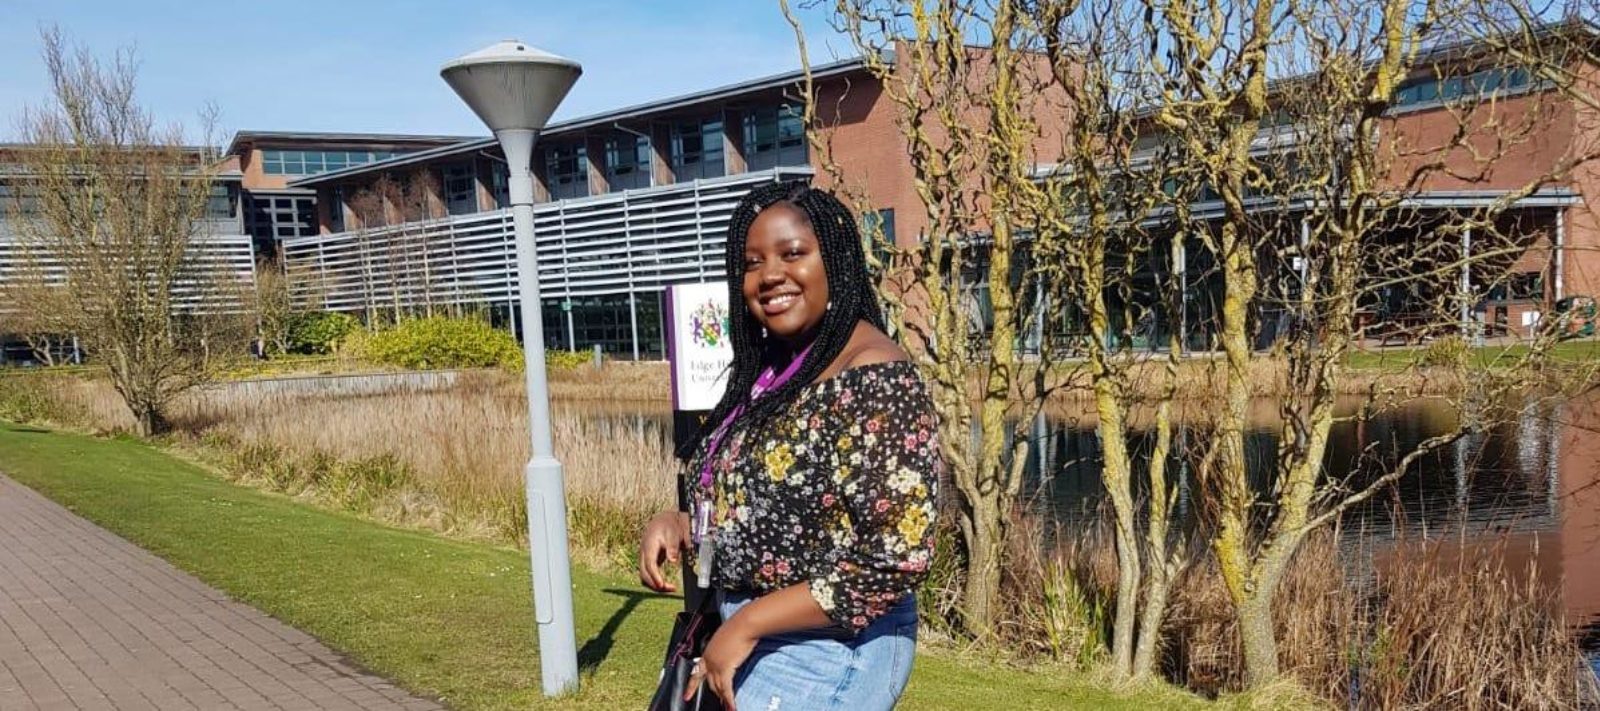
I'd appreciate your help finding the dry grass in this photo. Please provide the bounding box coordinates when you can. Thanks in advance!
[1159,530,1596,708]
[9,370,677,569]
[1357,541,1600,710]
[920,504,1596,708]
[1163,531,1362,699]
[548,361,670,401]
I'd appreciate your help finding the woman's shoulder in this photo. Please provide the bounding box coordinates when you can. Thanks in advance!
[836,322,910,371]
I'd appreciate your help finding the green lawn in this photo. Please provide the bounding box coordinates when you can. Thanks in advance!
[0,422,1210,710]
[1342,338,1600,370]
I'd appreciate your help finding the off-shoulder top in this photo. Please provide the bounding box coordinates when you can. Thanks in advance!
[688,360,942,633]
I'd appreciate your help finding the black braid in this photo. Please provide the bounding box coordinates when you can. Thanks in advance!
[674,180,885,463]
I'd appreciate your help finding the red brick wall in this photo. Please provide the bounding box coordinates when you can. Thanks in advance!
[237,148,290,191]
[810,46,1070,248]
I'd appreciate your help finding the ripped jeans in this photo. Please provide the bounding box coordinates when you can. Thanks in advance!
[717,590,918,711]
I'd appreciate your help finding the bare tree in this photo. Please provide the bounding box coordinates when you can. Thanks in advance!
[803,0,1087,640]
[1135,0,1600,686]
[339,169,443,325]
[252,258,294,356]
[3,28,243,434]
[800,0,1600,690]
[346,182,389,325]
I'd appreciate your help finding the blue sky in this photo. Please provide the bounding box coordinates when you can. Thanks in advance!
[0,0,853,142]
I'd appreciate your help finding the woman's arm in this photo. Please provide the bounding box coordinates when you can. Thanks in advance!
[723,583,833,636]
[695,584,830,709]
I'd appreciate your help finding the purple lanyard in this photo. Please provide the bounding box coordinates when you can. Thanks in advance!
[696,345,813,490]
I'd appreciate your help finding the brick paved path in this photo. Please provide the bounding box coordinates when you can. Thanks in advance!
[0,474,447,711]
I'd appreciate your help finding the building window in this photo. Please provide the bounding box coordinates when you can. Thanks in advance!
[671,118,725,180]
[261,149,402,176]
[0,184,41,216]
[206,184,238,219]
[604,135,652,191]
[443,163,476,215]
[327,187,346,233]
[490,162,509,208]
[544,144,589,200]
[1488,271,1545,302]
[540,299,569,350]
[1394,66,1532,108]
[862,208,895,271]
[244,191,316,252]
[742,104,807,171]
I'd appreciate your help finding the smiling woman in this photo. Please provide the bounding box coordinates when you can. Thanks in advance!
[638,182,940,711]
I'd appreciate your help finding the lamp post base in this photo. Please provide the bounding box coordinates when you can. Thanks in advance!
[525,455,579,695]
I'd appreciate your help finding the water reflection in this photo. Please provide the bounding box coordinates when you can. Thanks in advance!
[565,387,1600,650]
[1022,389,1600,639]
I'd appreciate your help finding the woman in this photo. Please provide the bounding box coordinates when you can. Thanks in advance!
[638,182,941,711]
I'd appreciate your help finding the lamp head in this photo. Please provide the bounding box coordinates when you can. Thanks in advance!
[441,40,582,133]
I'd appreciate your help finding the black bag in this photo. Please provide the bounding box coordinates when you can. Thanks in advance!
[648,592,725,711]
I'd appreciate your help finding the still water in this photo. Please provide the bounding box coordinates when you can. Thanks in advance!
[569,388,1600,656]
[1023,389,1600,660]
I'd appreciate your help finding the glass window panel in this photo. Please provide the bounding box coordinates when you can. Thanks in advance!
[1440,77,1464,100]
[328,188,346,232]
[1472,68,1503,93]
[778,105,804,147]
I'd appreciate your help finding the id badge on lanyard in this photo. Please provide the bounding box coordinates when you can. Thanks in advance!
[691,344,812,591]
[692,497,715,589]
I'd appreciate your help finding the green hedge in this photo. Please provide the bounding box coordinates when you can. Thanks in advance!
[287,312,360,355]
[349,316,524,372]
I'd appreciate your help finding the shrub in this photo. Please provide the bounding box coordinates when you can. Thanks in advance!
[1420,335,1471,369]
[544,349,590,372]
[352,316,523,372]
[0,372,87,426]
[288,312,360,355]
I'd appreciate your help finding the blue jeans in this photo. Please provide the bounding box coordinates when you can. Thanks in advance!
[717,590,918,711]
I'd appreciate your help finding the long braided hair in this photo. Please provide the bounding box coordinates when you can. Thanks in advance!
[674,180,885,463]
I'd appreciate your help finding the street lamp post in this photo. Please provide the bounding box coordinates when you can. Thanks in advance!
[441,40,583,697]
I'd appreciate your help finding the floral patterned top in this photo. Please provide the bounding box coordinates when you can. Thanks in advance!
[689,360,941,634]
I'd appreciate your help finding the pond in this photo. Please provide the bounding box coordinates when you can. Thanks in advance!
[1022,388,1600,668]
[563,386,1600,668]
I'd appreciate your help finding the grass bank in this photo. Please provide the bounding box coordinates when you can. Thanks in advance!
[0,421,1212,710]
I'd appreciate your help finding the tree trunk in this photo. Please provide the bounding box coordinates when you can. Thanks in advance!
[1132,564,1172,679]
[959,503,1005,639]
[134,403,171,437]
[1237,589,1279,689]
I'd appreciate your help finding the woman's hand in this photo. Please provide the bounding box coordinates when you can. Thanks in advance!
[685,615,758,711]
[637,510,690,592]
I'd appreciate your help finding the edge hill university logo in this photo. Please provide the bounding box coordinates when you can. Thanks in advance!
[690,299,730,349]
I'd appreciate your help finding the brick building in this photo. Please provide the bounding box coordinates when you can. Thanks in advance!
[269,55,954,359]
[247,27,1599,359]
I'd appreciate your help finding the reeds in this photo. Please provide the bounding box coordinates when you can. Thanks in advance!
[919,505,1596,708]
[1152,529,1594,708]
[7,369,677,566]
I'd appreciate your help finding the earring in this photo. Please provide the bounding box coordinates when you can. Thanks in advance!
[761,326,769,339]
[826,301,834,312]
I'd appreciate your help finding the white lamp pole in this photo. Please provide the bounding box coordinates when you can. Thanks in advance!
[441,40,583,697]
